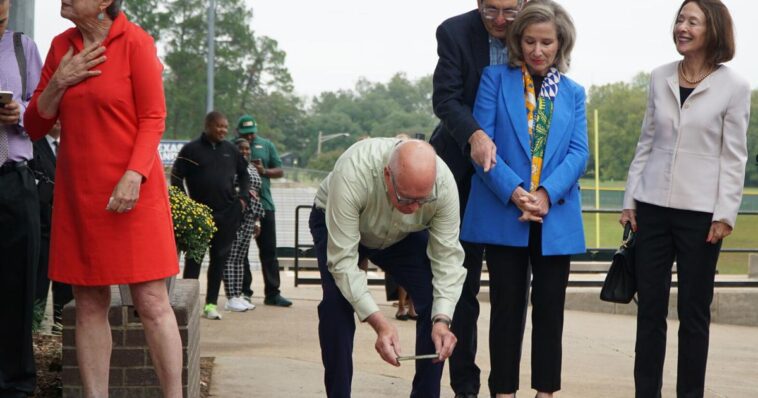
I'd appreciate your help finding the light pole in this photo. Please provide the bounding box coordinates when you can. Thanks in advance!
[206,0,216,113]
[316,131,350,156]
[9,0,34,37]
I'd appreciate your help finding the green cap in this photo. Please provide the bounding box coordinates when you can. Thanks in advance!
[237,115,258,134]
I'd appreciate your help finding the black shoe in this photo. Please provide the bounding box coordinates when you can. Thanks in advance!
[454,394,477,398]
[264,294,293,307]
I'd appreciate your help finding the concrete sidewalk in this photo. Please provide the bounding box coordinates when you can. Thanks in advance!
[199,270,758,397]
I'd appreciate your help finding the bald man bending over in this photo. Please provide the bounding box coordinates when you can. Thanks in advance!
[310,138,466,397]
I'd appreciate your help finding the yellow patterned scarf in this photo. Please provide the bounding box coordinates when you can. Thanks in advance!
[522,64,560,191]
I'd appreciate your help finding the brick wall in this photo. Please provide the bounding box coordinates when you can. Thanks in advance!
[61,280,200,398]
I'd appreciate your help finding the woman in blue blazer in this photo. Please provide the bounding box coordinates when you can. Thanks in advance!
[460,1,588,397]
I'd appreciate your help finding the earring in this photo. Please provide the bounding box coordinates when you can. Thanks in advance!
[97,11,106,21]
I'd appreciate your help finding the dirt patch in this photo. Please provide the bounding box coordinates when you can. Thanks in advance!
[200,357,214,397]
[33,334,214,397]
[33,334,62,398]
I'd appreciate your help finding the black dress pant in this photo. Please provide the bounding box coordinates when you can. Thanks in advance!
[448,166,486,395]
[34,201,73,325]
[487,223,570,395]
[0,165,39,396]
[242,210,281,298]
[34,202,52,308]
[184,201,242,305]
[449,240,484,394]
[634,202,720,398]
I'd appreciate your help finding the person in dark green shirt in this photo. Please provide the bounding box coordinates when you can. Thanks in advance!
[236,114,292,307]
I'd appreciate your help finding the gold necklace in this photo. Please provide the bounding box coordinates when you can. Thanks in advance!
[678,61,714,85]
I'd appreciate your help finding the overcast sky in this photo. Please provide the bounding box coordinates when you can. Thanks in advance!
[34,0,758,98]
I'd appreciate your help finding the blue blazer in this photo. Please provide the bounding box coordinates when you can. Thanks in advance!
[460,65,589,256]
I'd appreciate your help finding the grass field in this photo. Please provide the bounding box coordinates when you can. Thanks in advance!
[579,178,758,195]
[581,212,757,274]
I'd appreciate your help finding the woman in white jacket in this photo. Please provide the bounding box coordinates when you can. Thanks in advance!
[620,1,750,396]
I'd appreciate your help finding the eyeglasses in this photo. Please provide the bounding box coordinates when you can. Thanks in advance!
[480,6,520,22]
[389,171,437,206]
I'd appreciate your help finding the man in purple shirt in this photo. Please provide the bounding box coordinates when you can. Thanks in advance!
[0,0,44,396]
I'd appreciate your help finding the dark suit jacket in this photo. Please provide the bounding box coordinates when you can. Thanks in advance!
[30,138,56,237]
[429,9,490,212]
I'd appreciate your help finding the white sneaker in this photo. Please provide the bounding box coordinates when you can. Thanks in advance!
[225,297,250,312]
[204,303,223,320]
[242,295,256,310]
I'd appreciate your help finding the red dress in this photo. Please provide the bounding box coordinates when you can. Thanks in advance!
[25,13,178,285]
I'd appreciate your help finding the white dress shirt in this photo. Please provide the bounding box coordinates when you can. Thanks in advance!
[45,135,59,157]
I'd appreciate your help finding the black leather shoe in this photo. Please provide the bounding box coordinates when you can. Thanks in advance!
[454,394,477,398]
[264,294,293,307]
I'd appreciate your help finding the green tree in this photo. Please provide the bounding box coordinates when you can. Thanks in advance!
[122,0,170,40]
[303,73,437,165]
[161,0,207,138]
[126,0,296,141]
[586,72,650,181]
[307,150,344,172]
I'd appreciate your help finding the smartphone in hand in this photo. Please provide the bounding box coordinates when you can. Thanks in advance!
[0,91,12,106]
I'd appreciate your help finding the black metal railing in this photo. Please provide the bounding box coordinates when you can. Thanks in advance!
[291,206,758,288]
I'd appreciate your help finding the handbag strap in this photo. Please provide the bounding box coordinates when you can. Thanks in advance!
[622,222,635,248]
[13,32,27,100]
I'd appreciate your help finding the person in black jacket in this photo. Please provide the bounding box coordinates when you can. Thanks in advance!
[29,120,73,334]
[429,1,524,397]
[171,111,250,320]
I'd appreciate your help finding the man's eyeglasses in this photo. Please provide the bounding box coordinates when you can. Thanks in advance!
[480,6,520,22]
[389,171,437,206]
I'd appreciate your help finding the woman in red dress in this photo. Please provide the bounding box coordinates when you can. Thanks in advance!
[24,1,182,396]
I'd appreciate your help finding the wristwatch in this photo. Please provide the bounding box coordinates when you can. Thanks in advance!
[432,316,451,328]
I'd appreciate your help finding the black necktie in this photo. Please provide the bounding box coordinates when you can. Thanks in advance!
[52,140,59,158]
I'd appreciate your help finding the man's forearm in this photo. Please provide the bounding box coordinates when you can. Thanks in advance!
[263,167,284,179]
[365,311,388,331]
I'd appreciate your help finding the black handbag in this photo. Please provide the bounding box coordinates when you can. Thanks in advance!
[600,222,637,304]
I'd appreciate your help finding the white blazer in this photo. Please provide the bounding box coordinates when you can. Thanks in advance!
[623,61,751,227]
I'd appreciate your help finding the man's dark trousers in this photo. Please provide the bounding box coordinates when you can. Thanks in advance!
[449,241,483,393]
[447,167,485,395]
[184,201,242,305]
[242,210,281,298]
[32,158,74,326]
[0,165,39,397]
[310,207,443,398]
[35,200,74,325]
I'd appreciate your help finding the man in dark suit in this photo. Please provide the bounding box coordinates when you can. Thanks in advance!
[29,120,73,334]
[429,1,524,397]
